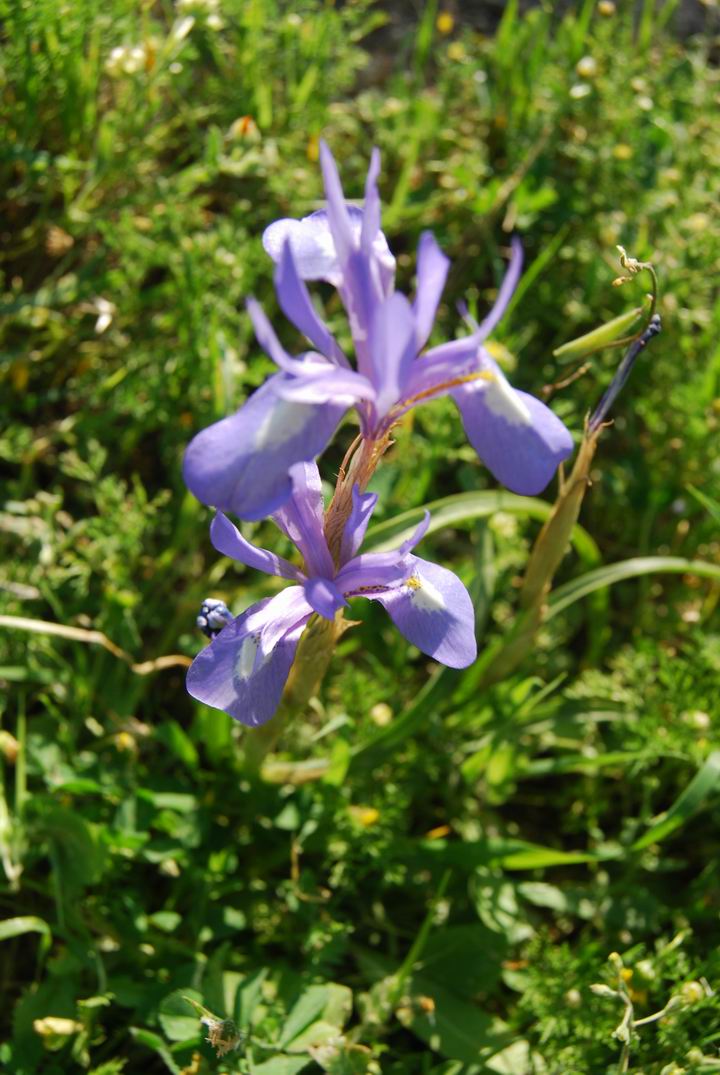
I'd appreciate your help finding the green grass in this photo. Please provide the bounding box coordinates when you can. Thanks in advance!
[2,1,720,1072]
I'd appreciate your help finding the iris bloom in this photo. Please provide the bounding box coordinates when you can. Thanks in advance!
[183,144,573,521]
[187,462,476,725]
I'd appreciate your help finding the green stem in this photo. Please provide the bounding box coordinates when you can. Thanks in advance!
[15,693,27,817]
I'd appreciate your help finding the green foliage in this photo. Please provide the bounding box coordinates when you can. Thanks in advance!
[2,1,720,1072]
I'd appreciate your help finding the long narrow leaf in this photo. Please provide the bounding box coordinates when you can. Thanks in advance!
[547,557,720,618]
[0,915,51,949]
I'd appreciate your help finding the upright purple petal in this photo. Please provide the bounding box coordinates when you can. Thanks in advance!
[339,247,382,380]
[372,555,477,669]
[397,510,431,556]
[186,592,311,727]
[474,237,523,342]
[183,374,344,521]
[369,292,418,418]
[276,241,347,365]
[263,207,363,283]
[414,232,450,350]
[273,461,335,579]
[263,213,341,282]
[453,358,573,495]
[319,140,356,265]
[210,512,302,581]
[340,487,379,565]
[360,148,381,253]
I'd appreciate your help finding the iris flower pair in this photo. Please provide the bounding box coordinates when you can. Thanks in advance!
[183,145,574,725]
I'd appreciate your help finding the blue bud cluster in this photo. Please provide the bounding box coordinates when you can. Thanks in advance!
[196,598,234,638]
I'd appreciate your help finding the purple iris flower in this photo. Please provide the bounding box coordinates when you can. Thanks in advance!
[183,144,573,521]
[186,461,477,726]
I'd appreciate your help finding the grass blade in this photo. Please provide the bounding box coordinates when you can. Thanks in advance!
[547,557,720,618]
[632,752,720,852]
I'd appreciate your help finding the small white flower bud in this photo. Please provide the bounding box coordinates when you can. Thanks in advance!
[590,983,618,998]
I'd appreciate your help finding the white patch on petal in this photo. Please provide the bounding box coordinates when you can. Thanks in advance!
[407,574,446,613]
[255,398,311,450]
[483,373,532,426]
[235,633,260,680]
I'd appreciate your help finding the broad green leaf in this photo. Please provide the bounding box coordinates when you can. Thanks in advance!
[308,1039,376,1074]
[29,801,105,889]
[137,790,197,812]
[279,983,352,1048]
[395,974,512,1065]
[288,1019,348,1052]
[88,1061,128,1075]
[632,752,720,851]
[154,721,199,770]
[548,557,720,618]
[473,872,533,943]
[418,924,506,993]
[158,988,203,1042]
[234,967,269,1028]
[252,1058,309,1075]
[518,881,596,919]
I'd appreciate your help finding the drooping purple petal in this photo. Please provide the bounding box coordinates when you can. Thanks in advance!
[340,487,378,564]
[246,296,298,372]
[257,585,316,653]
[369,291,418,418]
[210,512,302,581]
[186,592,311,727]
[275,241,347,365]
[335,551,412,595]
[371,555,477,669]
[474,237,523,342]
[183,374,344,521]
[452,358,573,495]
[414,232,450,350]
[399,334,483,409]
[304,576,348,619]
[272,461,335,580]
